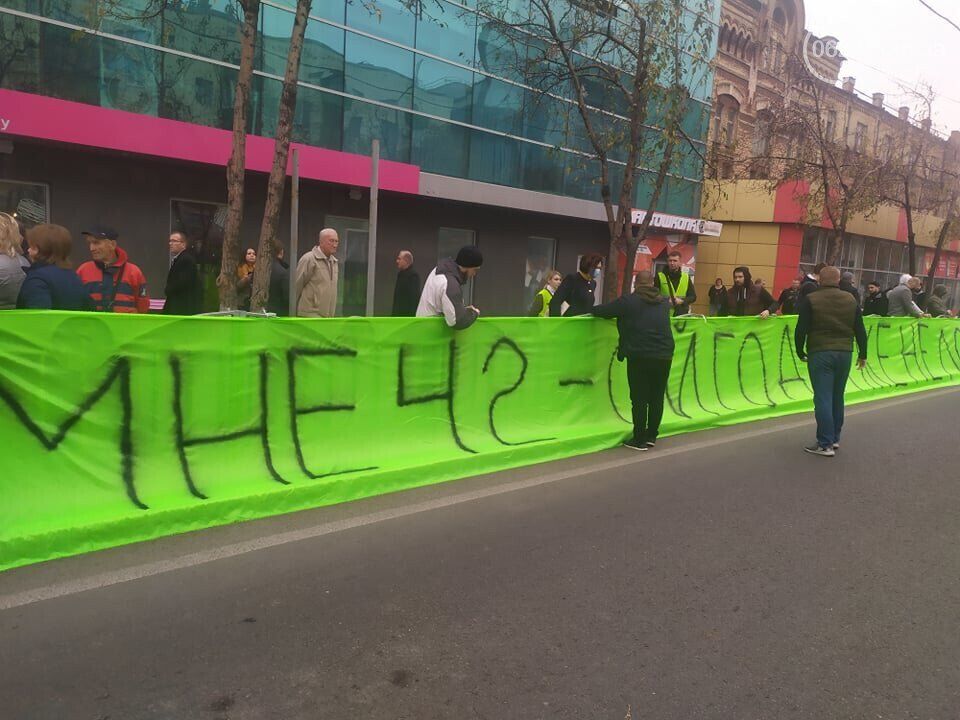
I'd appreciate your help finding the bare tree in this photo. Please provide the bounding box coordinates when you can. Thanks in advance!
[249,0,313,313]
[218,0,261,310]
[876,87,943,275]
[470,0,716,298]
[753,71,885,265]
[925,188,958,291]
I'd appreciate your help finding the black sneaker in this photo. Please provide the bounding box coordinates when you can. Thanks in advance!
[622,439,649,452]
[645,440,656,448]
[803,444,835,457]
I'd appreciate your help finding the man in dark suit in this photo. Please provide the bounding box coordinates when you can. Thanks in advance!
[392,250,421,316]
[163,231,202,315]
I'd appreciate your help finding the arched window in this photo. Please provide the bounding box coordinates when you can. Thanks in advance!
[713,94,740,148]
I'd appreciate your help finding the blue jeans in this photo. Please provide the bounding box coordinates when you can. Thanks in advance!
[807,351,853,448]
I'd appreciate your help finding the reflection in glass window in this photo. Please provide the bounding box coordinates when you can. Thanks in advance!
[170,198,226,312]
[412,117,470,177]
[160,53,237,129]
[469,131,521,187]
[523,236,556,312]
[324,215,369,317]
[472,75,522,134]
[414,57,472,122]
[345,35,414,107]
[1,181,49,231]
[261,7,344,91]
[417,0,477,66]
[162,0,242,65]
[257,79,343,150]
[342,99,411,161]
[521,144,564,194]
[346,0,416,46]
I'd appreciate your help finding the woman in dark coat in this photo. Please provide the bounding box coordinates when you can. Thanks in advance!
[550,253,604,317]
[17,224,90,310]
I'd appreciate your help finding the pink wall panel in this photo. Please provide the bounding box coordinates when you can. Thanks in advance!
[0,89,420,194]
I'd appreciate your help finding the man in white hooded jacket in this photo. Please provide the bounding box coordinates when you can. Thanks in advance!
[416,246,482,330]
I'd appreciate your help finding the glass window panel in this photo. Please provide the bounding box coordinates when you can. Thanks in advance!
[475,20,526,82]
[471,75,523,134]
[521,144,564,195]
[412,116,469,177]
[523,236,557,311]
[664,177,698,217]
[523,92,568,147]
[300,22,345,90]
[161,54,237,129]
[261,6,344,92]
[468,131,521,187]
[38,23,100,105]
[345,35,414,108]
[801,228,820,265]
[876,241,891,274]
[861,237,879,270]
[564,157,601,201]
[438,227,476,304]
[633,170,656,210]
[163,1,242,64]
[416,0,477,66]
[342,99,412,161]
[414,57,472,122]
[887,243,903,272]
[346,0,416,46]
[97,33,161,115]
[0,180,48,230]
[0,13,40,94]
[170,199,226,312]
[295,87,343,150]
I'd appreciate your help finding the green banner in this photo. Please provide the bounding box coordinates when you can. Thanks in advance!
[1,312,958,572]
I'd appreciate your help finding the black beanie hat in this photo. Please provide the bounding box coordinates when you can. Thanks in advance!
[455,246,483,269]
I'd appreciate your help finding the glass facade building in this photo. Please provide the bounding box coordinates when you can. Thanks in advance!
[0,0,715,216]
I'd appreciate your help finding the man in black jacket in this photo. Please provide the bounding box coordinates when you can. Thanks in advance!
[591,270,675,452]
[163,231,202,315]
[266,246,290,316]
[798,262,825,301]
[862,281,887,316]
[392,250,421,317]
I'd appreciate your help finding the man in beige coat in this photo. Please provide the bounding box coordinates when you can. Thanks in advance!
[295,228,339,317]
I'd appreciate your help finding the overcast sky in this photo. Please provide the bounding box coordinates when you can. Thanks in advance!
[802,0,960,136]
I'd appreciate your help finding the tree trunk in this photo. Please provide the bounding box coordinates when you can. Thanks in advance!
[904,180,917,276]
[924,191,957,289]
[927,216,953,291]
[217,0,260,311]
[249,0,312,313]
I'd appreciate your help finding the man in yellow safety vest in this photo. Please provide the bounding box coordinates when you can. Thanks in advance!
[654,249,696,316]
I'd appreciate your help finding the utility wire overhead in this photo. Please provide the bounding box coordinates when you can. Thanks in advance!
[916,0,960,34]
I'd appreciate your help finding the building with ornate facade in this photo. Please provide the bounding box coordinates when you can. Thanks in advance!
[698,0,960,310]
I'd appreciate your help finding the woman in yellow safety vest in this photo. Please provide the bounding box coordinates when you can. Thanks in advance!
[528,270,563,316]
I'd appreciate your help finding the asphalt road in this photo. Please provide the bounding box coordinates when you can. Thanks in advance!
[2,387,960,720]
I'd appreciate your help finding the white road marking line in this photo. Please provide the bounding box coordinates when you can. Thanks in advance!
[1,387,957,611]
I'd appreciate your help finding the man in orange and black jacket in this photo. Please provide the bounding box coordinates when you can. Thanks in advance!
[77,225,150,313]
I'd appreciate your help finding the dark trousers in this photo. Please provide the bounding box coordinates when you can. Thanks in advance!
[626,356,672,443]
[807,350,852,448]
